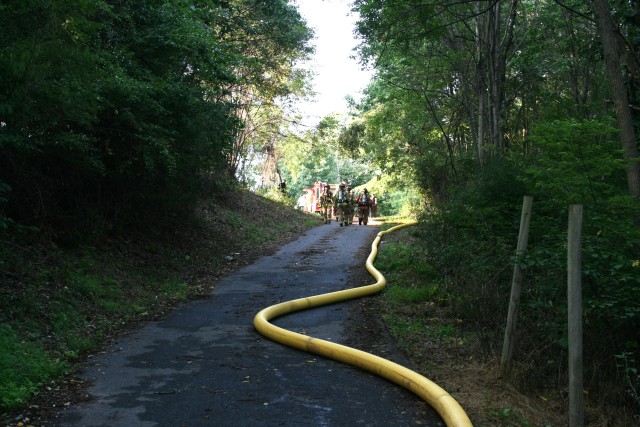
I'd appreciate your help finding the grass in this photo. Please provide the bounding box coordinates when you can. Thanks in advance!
[374,232,463,347]
[374,224,570,426]
[0,257,188,411]
[0,188,317,418]
[491,407,549,427]
[385,283,438,303]
[0,325,67,410]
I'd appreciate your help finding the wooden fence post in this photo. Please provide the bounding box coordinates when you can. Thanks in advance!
[501,196,533,377]
[568,204,584,426]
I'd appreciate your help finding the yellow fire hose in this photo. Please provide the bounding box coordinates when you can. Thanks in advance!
[253,221,473,427]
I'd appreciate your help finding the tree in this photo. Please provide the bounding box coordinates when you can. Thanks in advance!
[349,0,640,417]
[212,0,313,179]
[0,0,313,236]
[591,0,640,200]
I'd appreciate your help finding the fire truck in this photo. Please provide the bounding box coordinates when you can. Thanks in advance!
[297,181,339,213]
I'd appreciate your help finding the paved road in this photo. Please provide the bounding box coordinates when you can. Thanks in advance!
[51,221,444,426]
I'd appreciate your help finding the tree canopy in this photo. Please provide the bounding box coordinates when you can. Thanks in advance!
[0,0,312,235]
[339,0,640,417]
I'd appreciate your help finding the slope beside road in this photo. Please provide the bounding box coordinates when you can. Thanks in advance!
[47,221,444,426]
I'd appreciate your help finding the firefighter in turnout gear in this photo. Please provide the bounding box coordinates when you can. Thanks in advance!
[319,184,333,224]
[357,188,372,225]
[346,185,356,226]
[370,194,378,218]
[333,183,349,227]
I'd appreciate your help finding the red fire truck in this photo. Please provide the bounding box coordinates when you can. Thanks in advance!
[297,181,338,213]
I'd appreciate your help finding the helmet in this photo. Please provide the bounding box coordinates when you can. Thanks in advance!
[339,182,346,188]
[364,188,369,193]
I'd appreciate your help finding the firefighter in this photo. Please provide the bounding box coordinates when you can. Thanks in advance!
[333,183,349,227]
[370,193,378,218]
[357,188,372,225]
[319,184,333,224]
[346,185,356,225]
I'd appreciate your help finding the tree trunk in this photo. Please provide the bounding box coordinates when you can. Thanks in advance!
[592,0,640,200]
[476,1,486,164]
[477,90,486,163]
[485,0,519,158]
[488,1,503,156]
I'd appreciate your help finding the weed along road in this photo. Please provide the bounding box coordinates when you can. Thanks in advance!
[51,221,444,426]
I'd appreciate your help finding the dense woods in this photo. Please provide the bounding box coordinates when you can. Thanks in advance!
[0,0,312,236]
[345,0,640,421]
[1,0,314,416]
[1,0,639,423]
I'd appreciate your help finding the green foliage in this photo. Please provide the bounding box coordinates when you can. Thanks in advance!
[0,182,10,230]
[382,188,422,217]
[376,242,415,272]
[255,186,308,218]
[410,138,639,408]
[347,0,640,419]
[385,285,438,304]
[0,188,314,413]
[521,119,640,350]
[276,117,373,198]
[385,315,429,337]
[491,406,541,427]
[615,352,640,414]
[0,237,205,411]
[0,325,67,411]
[214,191,313,246]
[375,235,467,351]
[376,240,440,297]
[0,0,312,242]
[337,121,366,154]
[525,118,625,207]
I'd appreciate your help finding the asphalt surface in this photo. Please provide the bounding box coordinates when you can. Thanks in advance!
[51,220,444,426]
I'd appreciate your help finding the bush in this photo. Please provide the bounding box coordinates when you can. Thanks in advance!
[411,118,640,413]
